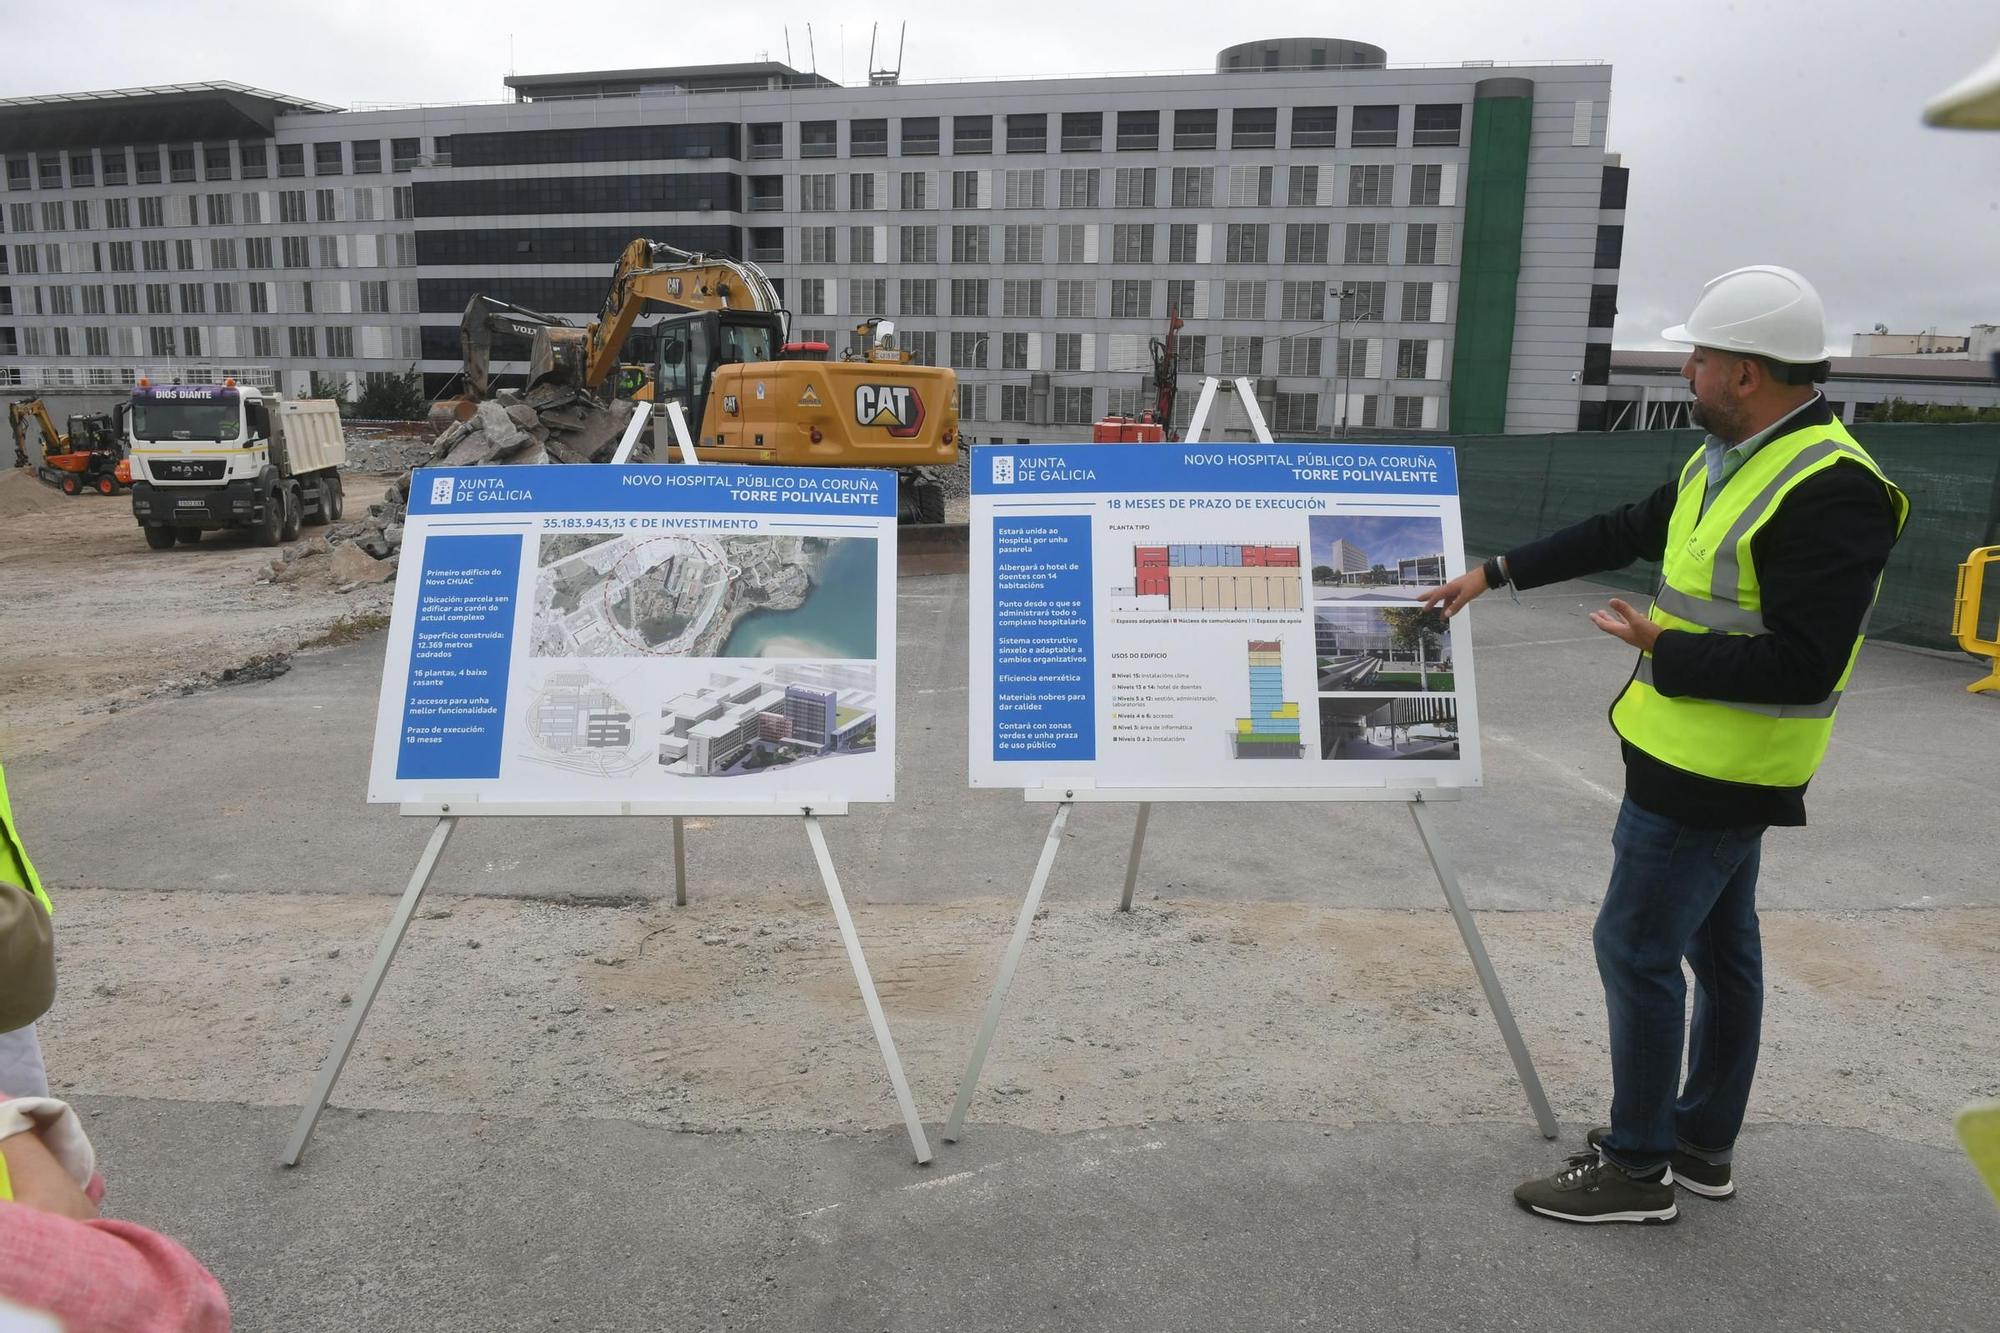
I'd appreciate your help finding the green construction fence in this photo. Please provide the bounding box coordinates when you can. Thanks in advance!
[1446,424,2000,652]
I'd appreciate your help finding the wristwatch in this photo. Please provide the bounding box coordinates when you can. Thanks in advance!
[1482,555,1511,589]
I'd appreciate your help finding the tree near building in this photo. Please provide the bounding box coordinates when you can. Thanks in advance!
[1379,606,1447,690]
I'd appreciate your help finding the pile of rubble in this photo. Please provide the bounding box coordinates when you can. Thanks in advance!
[323,386,637,570]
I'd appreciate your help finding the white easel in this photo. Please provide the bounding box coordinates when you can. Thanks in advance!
[284,402,933,1166]
[944,380,1558,1144]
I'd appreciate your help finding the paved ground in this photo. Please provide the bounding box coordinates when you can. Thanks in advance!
[9,573,2000,1330]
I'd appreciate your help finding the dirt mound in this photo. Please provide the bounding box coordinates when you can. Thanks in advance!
[0,468,71,519]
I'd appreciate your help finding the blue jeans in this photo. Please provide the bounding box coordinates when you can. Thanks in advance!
[1594,797,1767,1174]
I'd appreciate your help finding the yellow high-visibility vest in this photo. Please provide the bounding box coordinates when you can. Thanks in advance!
[1611,418,1909,788]
[0,760,51,917]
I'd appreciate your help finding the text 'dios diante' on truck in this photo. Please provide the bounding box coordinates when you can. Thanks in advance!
[124,380,347,550]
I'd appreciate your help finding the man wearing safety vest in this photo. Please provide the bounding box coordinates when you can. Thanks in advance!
[0,758,55,1100]
[1424,265,1908,1225]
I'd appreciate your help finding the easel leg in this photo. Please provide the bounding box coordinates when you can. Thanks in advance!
[672,815,688,907]
[282,816,458,1166]
[1118,802,1152,912]
[945,801,1073,1143]
[1408,800,1560,1140]
[803,814,933,1165]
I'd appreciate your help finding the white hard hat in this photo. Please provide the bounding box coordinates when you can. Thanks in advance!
[1924,44,2000,129]
[1661,264,1836,364]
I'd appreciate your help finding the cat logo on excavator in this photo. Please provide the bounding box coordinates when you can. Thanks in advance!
[853,384,925,438]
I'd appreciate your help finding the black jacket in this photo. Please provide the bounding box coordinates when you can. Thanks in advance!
[1503,398,1901,827]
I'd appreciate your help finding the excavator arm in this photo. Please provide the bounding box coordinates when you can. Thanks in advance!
[8,398,64,467]
[458,296,576,402]
[580,239,783,392]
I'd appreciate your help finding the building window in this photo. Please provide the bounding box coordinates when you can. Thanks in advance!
[167,149,195,183]
[1055,278,1095,317]
[1351,105,1400,147]
[958,383,987,422]
[1401,281,1439,322]
[1173,109,1217,150]
[390,137,421,171]
[899,171,931,209]
[1600,165,1630,211]
[747,123,784,159]
[1349,164,1392,207]
[848,278,886,316]
[316,188,339,222]
[1006,114,1047,154]
[1219,336,1264,376]
[275,145,303,178]
[245,237,273,269]
[1291,106,1339,148]
[68,153,96,187]
[1113,167,1155,209]
[899,117,939,156]
[1410,164,1444,207]
[800,173,838,212]
[1052,387,1093,426]
[1116,110,1159,151]
[1344,223,1391,265]
[1224,224,1268,264]
[953,116,993,154]
[39,202,64,231]
[1169,167,1214,208]
[800,226,835,263]
[902,330,937,364]
[1273,393,1320,434]
[1284,223,1329,265]
[248,281,270,313]
[135,149,162,184]
[950,225,989,264]
[1595,224,1625,269]
[1412,104,1463,147]
[1001,332,1028,369]
[313,142,343,175]
[899,225,937,263]
[949,330,988,368]
[1280,282,1323,321]
[800,121,837,158]
[1051,333,1084,371]
[1174,336,1207,373]
[1166,224,1199,264]
[1405,224,1440,265]
[1003,279,1042,318]
[282,236,310,268]
[900,278,936,316]
[850,119,888,156]
[1056,225,1088,263]
[237,143,266,179]
[1061,112,1102,151]
[950,279,989,318]
[1588,283,1619,328]
[1004,224,1043,263]
[209,238,237,268]
[289,325,317,357]
[1277,335,1322,376]
[1164,279,1197,317]
[797,278,826,316]
[1222,281,1266,319]
[1000,384,1029,422]
[149,326,176,357]
[849,173,879,210]
[108,242,135,273]
[951,170,982,208]
[1286,165,1319,206]
[1232,107,1277,149]
[1339,282,1387,321]
[278,190,306,223]
[1582,341,1612,385]
[102,150,129,186]
[142,240,167,270]
[137,196,165,227]
[1110,279,1151,319]
[848,226,878,263]
[1393,395,1427,429]
[1111,224,1153,263]
[1003,169,1045,209]
[1058,169,1099,208]
[350,140,382,175]
[1228,165,1273,207]
[1396,339,1430,379]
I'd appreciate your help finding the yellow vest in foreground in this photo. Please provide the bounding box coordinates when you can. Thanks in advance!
[1611,418,1909,788]
[0,760,51,916]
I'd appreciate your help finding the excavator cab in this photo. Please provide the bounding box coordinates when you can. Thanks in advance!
[652,309,784,441]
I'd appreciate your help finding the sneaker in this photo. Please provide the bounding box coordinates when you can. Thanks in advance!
[1587,1126,1735,1199]
[1514,1151,1678,1225]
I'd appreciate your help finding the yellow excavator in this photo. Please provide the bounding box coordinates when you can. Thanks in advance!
[8,397,126,495]
[454,239,960,522]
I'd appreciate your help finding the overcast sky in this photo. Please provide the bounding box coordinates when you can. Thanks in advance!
[9,0,1998,351]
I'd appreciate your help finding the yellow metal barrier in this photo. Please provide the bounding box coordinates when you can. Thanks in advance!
[1952,544,2000,694]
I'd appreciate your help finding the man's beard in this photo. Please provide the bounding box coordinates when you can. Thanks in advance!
[1691,396,1744,441]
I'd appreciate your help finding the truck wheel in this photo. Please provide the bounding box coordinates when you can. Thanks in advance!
[61,474,81,495]
[326,473,344,520]
[143,525,178,550]
[96,476,118,496]
[279,486,303,542]
[915,479,946,525]
[254,492,284,546]
[175,527,202,545]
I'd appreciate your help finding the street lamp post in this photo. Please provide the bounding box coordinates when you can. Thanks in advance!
[1331,282,1355,435]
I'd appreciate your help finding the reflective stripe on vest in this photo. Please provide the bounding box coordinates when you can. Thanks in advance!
[0,760,51,917]
[1610,419,1908,788]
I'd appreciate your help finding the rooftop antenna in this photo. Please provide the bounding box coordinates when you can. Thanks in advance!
[785,26,792,68]
[807,23,817,75]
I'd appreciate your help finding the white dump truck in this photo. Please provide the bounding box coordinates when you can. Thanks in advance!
[125,381,347,549]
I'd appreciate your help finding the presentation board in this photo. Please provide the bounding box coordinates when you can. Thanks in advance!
[367,464,897,805]
[968,442,1479,790]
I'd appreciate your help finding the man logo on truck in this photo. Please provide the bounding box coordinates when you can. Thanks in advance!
[853,384,926,439]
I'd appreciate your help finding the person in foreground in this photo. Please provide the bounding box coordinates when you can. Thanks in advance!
[1421,265,1907,1224]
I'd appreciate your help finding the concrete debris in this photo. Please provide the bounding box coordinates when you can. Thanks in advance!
[325,387,639,569]
[329,543,397,585]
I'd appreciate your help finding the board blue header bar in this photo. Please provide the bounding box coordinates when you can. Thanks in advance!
[406,464,897,517]
[971,442,1457,497]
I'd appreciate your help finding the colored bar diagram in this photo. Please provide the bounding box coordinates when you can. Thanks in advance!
[1233,640,1304,759]
[1132,544,1303,611]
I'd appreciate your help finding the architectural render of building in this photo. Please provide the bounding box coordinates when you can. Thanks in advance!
[1233,639,1302,758]
[659,667,877,775]
[2,39,1624,435]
